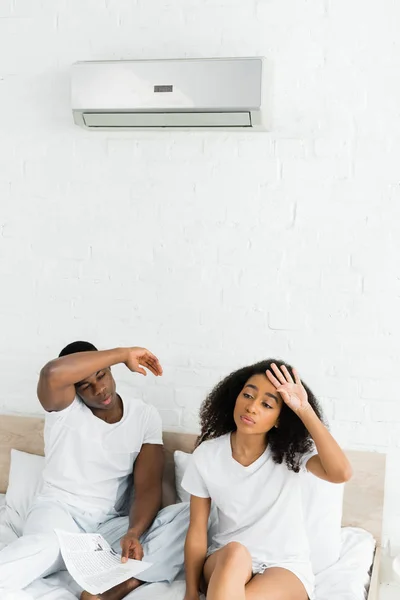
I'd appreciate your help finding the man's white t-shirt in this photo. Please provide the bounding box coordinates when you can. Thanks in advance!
[40,396,163,517]
[182,433,316,565]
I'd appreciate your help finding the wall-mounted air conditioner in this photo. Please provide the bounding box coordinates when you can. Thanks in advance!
[71,57,268,131]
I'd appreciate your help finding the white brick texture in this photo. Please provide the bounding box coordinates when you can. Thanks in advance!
[1,0,400,577]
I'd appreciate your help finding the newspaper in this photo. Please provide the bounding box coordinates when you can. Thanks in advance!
[55,530,152,595]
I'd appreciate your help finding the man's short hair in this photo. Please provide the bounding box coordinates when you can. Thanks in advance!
[59,341,98,358]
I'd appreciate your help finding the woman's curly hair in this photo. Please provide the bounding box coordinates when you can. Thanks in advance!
[197,359,325,473]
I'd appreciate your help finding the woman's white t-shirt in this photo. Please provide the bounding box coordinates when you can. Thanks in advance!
[182,433,316,566]
[41,396,162,517]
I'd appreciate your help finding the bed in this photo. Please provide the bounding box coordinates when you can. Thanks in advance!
[0,415,386,600]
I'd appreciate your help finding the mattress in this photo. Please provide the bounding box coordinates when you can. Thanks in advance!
[0,506,375,600]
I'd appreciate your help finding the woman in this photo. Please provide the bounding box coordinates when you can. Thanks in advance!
[182,360,352,600]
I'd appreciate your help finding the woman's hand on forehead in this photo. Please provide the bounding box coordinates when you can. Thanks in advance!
[266,363,310,414]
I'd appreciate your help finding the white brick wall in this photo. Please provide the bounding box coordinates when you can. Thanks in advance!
[1,0,400,575]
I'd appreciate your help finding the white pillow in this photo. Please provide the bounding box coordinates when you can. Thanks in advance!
[300,470,344,574]
[5,449,45,533]
[173,450,343,575]
[174,450,191,503]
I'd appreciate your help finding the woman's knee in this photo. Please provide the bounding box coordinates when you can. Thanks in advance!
[218,542,252,567]
[203,543,253,590]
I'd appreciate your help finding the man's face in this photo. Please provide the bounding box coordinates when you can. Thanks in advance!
[75,367,117,411]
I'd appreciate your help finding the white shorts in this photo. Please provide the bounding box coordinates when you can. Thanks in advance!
[252,558,314,599]
[207,546,314,600]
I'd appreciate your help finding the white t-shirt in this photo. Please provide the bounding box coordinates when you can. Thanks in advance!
[182,433,316,565]
[41,396,163,516]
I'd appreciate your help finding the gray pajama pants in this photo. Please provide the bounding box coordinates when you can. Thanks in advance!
[0,497,192,592]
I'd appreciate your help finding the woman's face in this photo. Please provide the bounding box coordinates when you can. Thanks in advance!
[233,373,283,435]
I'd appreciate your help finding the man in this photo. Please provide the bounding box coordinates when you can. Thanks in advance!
[0,342,190,600]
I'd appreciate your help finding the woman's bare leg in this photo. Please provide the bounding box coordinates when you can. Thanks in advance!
[203,542,253,600]
[245,567,308,600]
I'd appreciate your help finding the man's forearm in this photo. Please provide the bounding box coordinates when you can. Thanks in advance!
[128,485,162,538]
[41,348,129,386]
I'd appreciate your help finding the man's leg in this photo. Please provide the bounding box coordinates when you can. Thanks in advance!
[108,503,192,584]
[80,515,143,600]
[137,502,191,584]
[0,499,81,591]
[79,503,193,600]
[80,578,140,600]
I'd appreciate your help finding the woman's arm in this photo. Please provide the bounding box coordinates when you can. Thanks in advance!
[267,363,352,484]
[184,495,211,600]
[298,408,352,483]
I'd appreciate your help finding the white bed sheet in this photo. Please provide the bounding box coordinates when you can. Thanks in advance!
[0,507,375,600]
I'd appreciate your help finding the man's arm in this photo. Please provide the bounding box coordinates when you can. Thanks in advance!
[37,347,162,412]
[120,443,164,562]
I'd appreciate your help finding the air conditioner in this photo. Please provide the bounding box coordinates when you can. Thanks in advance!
[71,57,268,131]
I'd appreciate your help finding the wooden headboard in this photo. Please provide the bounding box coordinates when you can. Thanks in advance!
[0,414,386,544]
